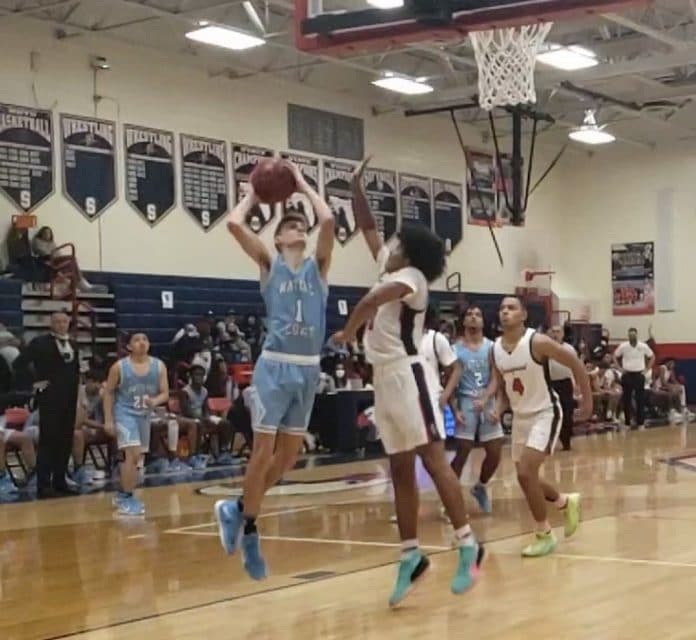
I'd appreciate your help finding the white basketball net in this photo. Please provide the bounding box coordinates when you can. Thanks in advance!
[470,23,553,111]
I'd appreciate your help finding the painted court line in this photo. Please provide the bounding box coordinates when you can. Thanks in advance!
[164,506,319,534]
[166,528,449,551]
[497,550,696,569]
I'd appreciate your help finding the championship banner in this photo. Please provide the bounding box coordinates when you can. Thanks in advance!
[232,143,274,234]
[181,134,229,231]
[399,173,432,229]
[61,114,116,220]
[0,103,53,212]
[612,242,655,316]
[466,150,496,226]
[124,125,175,227]
[281,152,319,232]
[363,167,397,242]
[433,179,463,253]
[323,159,356,246]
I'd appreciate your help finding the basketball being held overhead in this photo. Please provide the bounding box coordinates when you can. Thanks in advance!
[250,158,297,204]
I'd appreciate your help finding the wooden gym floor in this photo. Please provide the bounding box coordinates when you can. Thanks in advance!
[3,427,696,640]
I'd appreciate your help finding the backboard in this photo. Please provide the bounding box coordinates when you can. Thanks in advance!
[296,0,646,55]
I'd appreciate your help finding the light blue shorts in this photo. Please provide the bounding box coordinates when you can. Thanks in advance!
[456,397,504,443]
[248,356,320,434]
[114,409,152,451]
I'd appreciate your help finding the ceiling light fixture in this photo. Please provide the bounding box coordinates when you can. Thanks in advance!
[185,24,265,51]
[366,0,404,8]
[568,110,616,145]
[537,44,598,71]
[371,72,434,95]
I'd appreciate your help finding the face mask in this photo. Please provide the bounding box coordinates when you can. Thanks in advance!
[335,369,345,379]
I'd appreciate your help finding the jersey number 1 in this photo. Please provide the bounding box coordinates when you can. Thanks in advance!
[295,299,303,323]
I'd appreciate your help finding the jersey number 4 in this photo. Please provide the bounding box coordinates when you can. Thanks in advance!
[512,377,525,395]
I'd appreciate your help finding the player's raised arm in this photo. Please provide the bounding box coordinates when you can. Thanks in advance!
[226,187,272,276]
[287,162,334,280]
[351,156,383,261]
[533,334,592,421]
[334,281,413,343]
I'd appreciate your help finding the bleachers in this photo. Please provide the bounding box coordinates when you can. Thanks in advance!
[0,279,22,333]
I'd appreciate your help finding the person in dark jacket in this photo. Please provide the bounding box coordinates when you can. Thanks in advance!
[14,312,80,498]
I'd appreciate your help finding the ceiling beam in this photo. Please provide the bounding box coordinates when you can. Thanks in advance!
[601,12,690,49]
[0,0,77,17]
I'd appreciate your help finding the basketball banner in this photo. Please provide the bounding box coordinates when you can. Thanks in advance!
[433,179,463,253]
[363,167,397,242]
[399,173,432,229]
[0,103,53,213]
[232,143,274,234]
[61,115,116,220]
[612,242,655,316]
[181,134,229,232]
[466,150,497,226]
[281,152,319,232]
[323,159,356,246]
[124,125,175,227]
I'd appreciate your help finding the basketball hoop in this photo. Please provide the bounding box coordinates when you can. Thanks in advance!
[469,22,553,110]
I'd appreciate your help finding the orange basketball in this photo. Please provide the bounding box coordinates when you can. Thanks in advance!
[250,158,297,204]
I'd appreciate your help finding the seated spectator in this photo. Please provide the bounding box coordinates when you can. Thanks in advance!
[71,370,115,485]
[148,407,202,474]
[0,324,21,369]
[655,359,694,422]
[241,312,265,361]
[171,323,201,362]
[584,361,603,420]
[180,364,234,465]
[219,324,252,364]
[31,225,94,292]
[206,353,234,399]
[5,223,38,281]
[0,411,37,494]
[598,361,621,423]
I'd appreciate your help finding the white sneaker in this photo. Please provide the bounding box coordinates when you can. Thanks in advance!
[670,410,683,424]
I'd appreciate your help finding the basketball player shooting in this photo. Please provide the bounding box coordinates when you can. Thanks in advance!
[492,296,591,557]
[214,161,334,580]
[334,157,484,607]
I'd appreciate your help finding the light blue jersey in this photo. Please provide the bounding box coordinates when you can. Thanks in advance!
[456,338,492,398]
[251,255,327,433]
[455,338,502,443]
[114,356,162,450]
[261,256,328,358]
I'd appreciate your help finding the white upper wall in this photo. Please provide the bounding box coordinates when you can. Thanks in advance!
[557,144,696,342]
[0,18,567,292]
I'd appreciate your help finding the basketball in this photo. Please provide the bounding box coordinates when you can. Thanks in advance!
[250,158,297,204]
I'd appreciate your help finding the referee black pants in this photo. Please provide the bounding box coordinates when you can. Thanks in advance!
[621,371,646,427]
[551,378,575,450]
[36,386,77,490]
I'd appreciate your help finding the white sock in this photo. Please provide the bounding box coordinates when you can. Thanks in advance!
[401,539,419,559]
[555,494,568,509]
[454,525,475,547]
[536,520,552,534]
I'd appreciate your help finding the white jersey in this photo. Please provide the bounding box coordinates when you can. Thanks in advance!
[420,329,457,396]
[493,328,557,416]
[364,246,429,366]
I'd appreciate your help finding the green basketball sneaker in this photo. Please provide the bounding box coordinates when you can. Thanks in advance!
[564,493,581,538]
[521,531,557,558]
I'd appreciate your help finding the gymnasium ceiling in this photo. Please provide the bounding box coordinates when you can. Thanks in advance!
[3,0,696,148]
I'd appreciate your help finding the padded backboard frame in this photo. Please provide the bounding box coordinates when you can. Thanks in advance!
[296,0,647,55]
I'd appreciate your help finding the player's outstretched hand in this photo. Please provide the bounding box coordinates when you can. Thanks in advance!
[576,396,593,422]
[351,155,372,186]
[331,330,353,346]
[285,160,309,193]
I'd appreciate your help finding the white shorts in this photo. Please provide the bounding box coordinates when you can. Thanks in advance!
[373,356,444,455]
[511,407,561,463]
